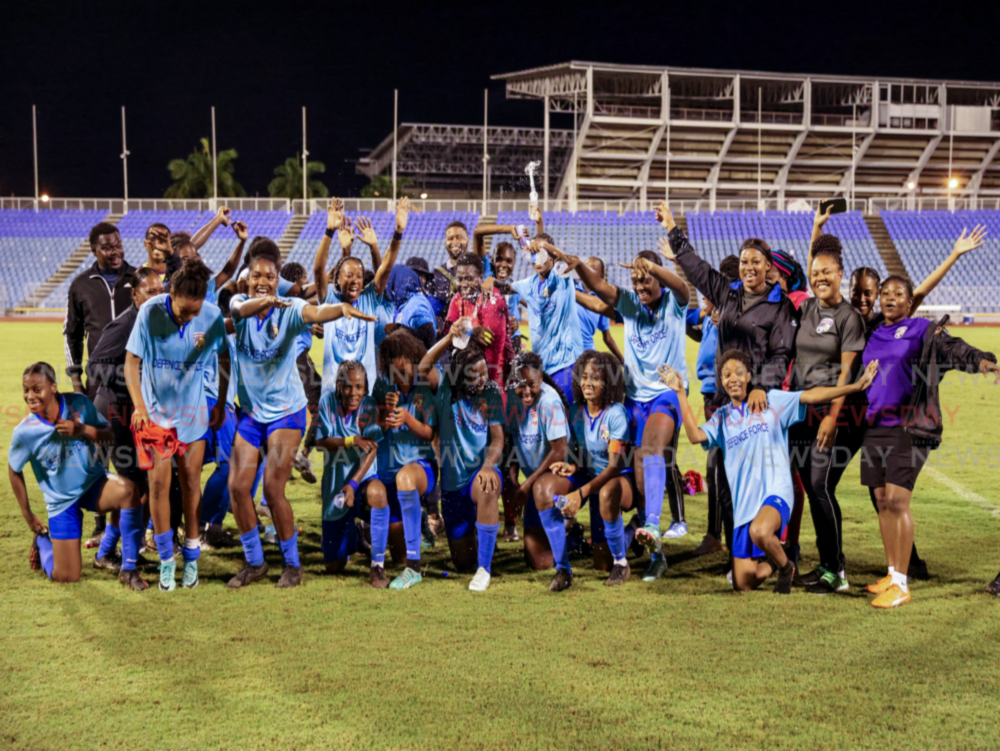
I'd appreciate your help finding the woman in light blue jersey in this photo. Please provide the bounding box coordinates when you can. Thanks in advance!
[125,258,231,593]
[504,352,574,592]
[372,330,439,590]
[419,318,505,592]
[661,350,877,594]
[225,252,378,590]
[313,197,409,394]
[9,363,147,590]
[554,244,689,584]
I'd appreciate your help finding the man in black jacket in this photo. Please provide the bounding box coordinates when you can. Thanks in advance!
[657,201,799,569]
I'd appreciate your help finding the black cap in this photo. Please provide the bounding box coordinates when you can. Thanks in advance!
[405,256,433,278]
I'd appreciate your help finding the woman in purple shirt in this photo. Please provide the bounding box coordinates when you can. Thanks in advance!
[860,275,998,609]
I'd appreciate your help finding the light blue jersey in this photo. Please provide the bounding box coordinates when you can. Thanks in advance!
[512,273,583,374]
[436,379,505,492]
[8,393,109,519]
[322,282,383,394]
[125,294,228,444]
[616,287,688,401]
[203,334,239,409]
[375,297,394,346]
[230,295,309,424]
[317,393,382,521]
[295,328,312,359]
[575,282,610,351]
[569,402,630,477]
[204,277,218,305]
[504,290,524,339]
[700,389,805,527]
[372,375,439,482]
[507,383,569,474]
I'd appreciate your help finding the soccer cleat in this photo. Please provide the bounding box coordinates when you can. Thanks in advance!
[866,574,893,595]
[370,566,390,589]
[469,567,491,592]
[907,557,930,582]
[642,555,668,582]
[119,569,149,591]
[663,521,688,539]
[29,534,43,572]
[276,566,303,588]
[605,563,630,587]
[158,560,177,592]
[986,572,1000,597]
[795,566,828,588]
[93,555,121,573]
[504,522,520,543]
[293,451,317,484]
[806,569,849,595]
[871,584,910,609]
[182,561,199,589]
[635,524,663,558]
[140,528,156,556]
[773,561,796,594]
[389,567,422,590]
[549,569,573,592]
[261,526,279,545]
[226,561,270,589]
[692,534,724,557]
[204,524,239,549]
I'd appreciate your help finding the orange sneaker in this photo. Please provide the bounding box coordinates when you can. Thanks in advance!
[866,574,893,595]
[871,584,910,609]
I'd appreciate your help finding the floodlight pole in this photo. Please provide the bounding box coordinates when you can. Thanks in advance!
[948,127,954,211]
[482,88,489,215]
[121,106,130,204]
[32,105,39,211]
[543,94,549,211]
[757,87,762,211]
[851,102,857,209]
[302,106,309,209]
[211,106,218,210]
[393,89,398,206]
[665,84,671,203]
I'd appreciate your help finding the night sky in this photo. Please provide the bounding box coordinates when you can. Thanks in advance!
[2,0,997,199]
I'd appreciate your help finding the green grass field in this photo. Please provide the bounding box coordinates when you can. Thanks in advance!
[1,321,999,750]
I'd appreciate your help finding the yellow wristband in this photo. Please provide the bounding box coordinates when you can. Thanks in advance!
[345,435,355,449]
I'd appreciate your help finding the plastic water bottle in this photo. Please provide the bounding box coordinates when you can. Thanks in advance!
[453,320,473,350]
[553,495,570,511]
[553,260,572,278]
[515,224,530,250]
[333,493,346,510]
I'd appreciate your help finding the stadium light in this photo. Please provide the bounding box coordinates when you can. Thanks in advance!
[948,177,959,190]
[420,193,428,200]
[40,194,49,202]
[907,181,916,190]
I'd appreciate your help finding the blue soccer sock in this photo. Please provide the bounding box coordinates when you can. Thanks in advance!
[370,506,390,566]
[154,531,174,563]
[182,538,201,562]
[475,522,500,573]
[398,489,422,562]
[119,507,143,572]
[96,523,121,559]
[201,462,231,526]
[540,507,571,573]
[239,528,265,566]
[642,455,667,529]
[279,530,301,568]
[605,515,627,564]
[36,534,54,579]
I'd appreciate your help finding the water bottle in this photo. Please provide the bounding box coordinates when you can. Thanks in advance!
[452,319,473,350]
[553,495,570,511]
[553,260,572,278]
[515,224,530,250]
[333,493,346,510]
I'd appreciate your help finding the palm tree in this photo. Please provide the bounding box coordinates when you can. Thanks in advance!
[360,174,414,199]
[165,138,246,198]
[268,155,329,199]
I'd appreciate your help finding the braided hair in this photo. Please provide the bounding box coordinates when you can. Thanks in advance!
[507,350,570,414]
[23,361,57,384]
[334,360,368,404]
[329,256,365,297]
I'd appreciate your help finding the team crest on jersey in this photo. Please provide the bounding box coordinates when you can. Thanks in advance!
[269,321,280,338]
[600,424,610,442]
[816,317,835,334]
[193,332,206,349]
[412,394,423,413]
[476,398,489,419]
[894,326,908,339]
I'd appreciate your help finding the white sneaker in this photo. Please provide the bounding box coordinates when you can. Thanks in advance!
[726,569,733,585]
[663,521,688,539]
[469,567,491,592]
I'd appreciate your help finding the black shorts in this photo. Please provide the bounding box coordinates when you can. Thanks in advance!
[859,426,930,492]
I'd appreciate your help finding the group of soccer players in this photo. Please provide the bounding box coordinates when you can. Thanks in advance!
[9,195,1000,607]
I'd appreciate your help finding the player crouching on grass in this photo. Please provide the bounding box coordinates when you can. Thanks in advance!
[659,351,878,593]
[10,363,147,590]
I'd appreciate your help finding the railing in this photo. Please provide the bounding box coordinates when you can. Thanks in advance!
[740,111,804,125]
[669,107,732,123]
[870,196,1000,212]
[0,197,293,213]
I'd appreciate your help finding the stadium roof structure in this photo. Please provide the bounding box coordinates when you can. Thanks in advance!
[484,61,1000,209]
[356,123,574,196]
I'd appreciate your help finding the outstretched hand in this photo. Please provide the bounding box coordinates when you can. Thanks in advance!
[814,204,833,228]
[657,236,676,262]
[857,359,879,390]
[654,200,676,231]
[395,196,410,233]
[620,256,653,275]
[656,365,685,392]
[980,359,1000,384]
[327,198,345,230]
[232,220,248,241]
[354,217,378,247]
[338,216,354,252]
[217,206,232,227]
[953,224,988,256]
[339,303,377,322]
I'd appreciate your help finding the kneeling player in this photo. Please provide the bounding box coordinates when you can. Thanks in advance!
[9,363,147,590]
[660,351,877,593]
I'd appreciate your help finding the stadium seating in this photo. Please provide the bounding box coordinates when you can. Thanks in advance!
[0,209,108,307]
[881,210,1000,313]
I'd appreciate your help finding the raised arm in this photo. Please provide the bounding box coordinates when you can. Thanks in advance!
[302,301,378,326]
[418,318,464,377]
[214,220,247,287]
[801,360,877,404]
[808,205,833,273]
[529,204,544,236]
[543,241,620,307]
[911,225,988,312]
[473,223,518,257]
[372,197,409,296]
[190,206,231,250]
[314,198,346,303]
[623,253,690,306]
[574,291,616,318]
[656,201,730,307]
[658,365,709,445]
[354,216,382,272]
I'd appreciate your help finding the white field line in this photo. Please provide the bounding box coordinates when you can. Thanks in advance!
[923,465,1000,519]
